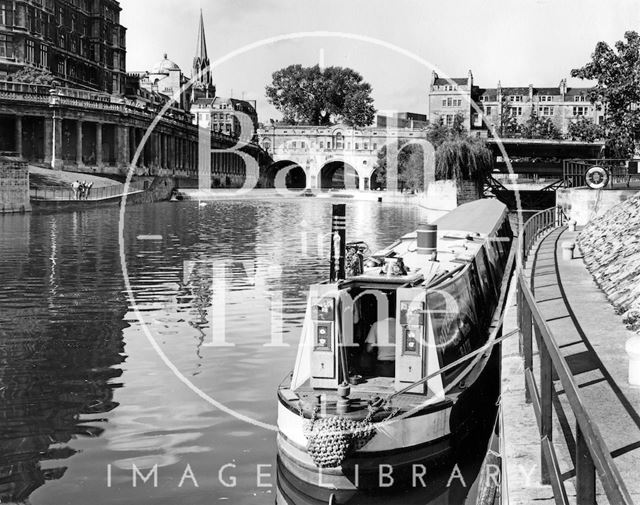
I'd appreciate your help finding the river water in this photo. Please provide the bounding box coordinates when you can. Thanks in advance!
[0,198,494,505]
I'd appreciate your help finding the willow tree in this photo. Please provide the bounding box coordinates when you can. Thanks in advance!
[435,138,493,194]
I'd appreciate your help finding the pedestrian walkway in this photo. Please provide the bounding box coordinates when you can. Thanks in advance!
[533,226,640,503]
[503,224,640,504]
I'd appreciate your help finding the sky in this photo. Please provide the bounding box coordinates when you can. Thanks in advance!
[119,0,640,123]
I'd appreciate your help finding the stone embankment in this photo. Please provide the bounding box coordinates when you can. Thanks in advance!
[578,195,640,332]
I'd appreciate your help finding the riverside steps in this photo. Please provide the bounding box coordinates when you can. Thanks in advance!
[501,207,640,505]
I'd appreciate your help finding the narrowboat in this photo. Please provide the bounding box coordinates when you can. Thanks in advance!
[276,199,515,493]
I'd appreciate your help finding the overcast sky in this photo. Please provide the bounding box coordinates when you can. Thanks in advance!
[120,0,640,122]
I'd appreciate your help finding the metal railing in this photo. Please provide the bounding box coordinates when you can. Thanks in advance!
[519,206,566,268]
[563,159,631,188]
[516,208,633,505]
[30,181,146,201]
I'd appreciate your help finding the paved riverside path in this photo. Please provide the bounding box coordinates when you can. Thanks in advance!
[503,226,640,504]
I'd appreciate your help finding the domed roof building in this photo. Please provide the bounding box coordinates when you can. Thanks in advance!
[129,52,191,110]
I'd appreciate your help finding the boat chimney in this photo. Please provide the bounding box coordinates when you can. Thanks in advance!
[329,204,346,282]
[417,224,438,260]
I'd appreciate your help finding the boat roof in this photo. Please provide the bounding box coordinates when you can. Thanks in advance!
[433,199,508,237]
[349,199,508,288]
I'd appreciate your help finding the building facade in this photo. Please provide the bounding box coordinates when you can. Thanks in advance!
[128,53,191,111]
[0,0,127,93]
[192,96,258,141]
[427,71,604,137]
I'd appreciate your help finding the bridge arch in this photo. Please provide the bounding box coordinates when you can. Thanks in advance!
[261,159,307,189]
[319,159,360,190]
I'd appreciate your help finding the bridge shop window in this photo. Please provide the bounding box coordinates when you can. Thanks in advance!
[334,132,344,150]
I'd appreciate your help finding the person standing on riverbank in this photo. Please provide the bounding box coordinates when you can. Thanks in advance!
[72,180,81,200]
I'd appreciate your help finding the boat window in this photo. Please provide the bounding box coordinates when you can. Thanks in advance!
[428,272,481,376]
[475,247,496,299]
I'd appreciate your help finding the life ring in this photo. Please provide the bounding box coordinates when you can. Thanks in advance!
[585,166,609,189]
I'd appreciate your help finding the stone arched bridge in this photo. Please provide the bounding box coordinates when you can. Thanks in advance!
[258,124,428,190]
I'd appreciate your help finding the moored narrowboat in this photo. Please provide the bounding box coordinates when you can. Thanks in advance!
[276,199,515,492]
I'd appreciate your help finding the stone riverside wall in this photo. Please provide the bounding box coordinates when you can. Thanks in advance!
[578,195,640,333]
[556,188,638,226]
[0,158,31,213]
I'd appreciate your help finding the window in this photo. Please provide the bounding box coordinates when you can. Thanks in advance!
[574,96,586,102]
[355,143,360,150]
[335,132,343,149]
[39,44,48,67]
[326,141,331,149]
[364,142,369,150]
[319,141,324,149]
[484,106,492,115]
[372,143,377,150]
[511,95,522,102]
[573,106,588,116]
[510,106,523,116]
[447,97,452,107]
[446,114,454,126]
[442,99,446,107]
[539,106,554,116]
[291,141,297,149]
[0,2,13,26]
[26,39,35,63]
[539,95,552,102]
[0,33,12,58]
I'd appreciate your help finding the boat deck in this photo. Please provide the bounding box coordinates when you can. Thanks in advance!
[280,377,453,420]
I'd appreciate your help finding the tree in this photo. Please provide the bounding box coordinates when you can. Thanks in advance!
[10,66,58,85]
[520,111,562,140]
[435,138,493,184]
[265,64,376,127]
[373,123,493,191]
[571,30,640,157]
[567,117,605,142]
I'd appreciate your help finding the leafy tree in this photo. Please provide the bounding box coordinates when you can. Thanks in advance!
[571,30,640,157]
[567,117,605,142]
[373,123,492,191]
[374,139,424,191]
[521,111,562,140]
[265,64,376,127]
[435,138,493,184]
[10,66,58,85]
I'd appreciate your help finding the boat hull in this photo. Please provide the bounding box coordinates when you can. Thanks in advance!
[276,342,500,491]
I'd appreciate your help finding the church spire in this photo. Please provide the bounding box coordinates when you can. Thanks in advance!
[192,9,215,101]
[195,9,208,62]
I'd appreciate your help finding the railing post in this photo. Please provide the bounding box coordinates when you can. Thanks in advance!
[576,422,596,505]
[523,295,533,404]
[540,332,553,485]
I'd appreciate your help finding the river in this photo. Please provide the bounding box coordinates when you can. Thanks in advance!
[0,198,495,504]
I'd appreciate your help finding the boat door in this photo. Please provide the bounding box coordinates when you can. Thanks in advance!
[308,284,343,390]
[394,287,443,397]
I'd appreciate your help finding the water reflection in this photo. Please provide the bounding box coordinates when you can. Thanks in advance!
[0,199,494,504]
[0,212,126,503]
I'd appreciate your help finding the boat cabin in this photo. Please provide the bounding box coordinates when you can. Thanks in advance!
[290,200,513,400]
